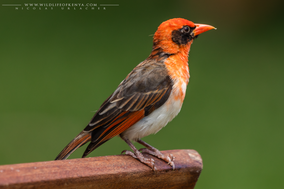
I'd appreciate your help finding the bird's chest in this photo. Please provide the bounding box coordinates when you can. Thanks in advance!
[121,80,187,141]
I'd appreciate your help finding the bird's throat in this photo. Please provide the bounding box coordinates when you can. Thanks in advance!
[164,51,190,85]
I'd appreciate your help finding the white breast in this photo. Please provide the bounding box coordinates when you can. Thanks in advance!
[121,81,187,141]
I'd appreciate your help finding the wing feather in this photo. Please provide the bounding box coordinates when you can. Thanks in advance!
[82,59,173,157]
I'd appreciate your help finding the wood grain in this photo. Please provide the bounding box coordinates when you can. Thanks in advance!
[0,149,202,189]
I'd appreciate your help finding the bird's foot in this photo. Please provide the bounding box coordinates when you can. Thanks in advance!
[139,148,175,169]
[121,150,156,171]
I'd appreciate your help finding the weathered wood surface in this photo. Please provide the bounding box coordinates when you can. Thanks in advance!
[0,149,202,189]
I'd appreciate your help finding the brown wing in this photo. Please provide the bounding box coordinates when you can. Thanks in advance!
[81,59,173,157]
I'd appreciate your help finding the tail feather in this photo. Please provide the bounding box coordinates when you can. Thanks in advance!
[55,131,91,160]
[82,139,109,158]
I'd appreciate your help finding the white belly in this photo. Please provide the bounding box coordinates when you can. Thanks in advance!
[121,85,185,141]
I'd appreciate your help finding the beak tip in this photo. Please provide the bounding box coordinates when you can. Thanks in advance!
[194,24,216,36]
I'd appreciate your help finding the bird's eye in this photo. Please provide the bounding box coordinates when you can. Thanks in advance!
[182,26,190,33]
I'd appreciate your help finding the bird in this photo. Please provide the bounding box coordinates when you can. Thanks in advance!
[55,18,215,170]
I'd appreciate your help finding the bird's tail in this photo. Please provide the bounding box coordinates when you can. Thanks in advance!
[55,131,91,160]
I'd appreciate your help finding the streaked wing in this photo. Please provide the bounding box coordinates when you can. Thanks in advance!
[82,59,173,157]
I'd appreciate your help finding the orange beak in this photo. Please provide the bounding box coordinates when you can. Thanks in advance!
[193,23,216,36]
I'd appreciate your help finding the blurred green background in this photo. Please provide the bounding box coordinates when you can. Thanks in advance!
[1,0,284,188]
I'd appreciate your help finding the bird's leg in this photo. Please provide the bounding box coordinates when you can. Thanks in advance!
[137,139,175,169]
[121,138,156,171]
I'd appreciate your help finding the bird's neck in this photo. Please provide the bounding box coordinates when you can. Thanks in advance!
[151,41,192,85]
[164,52,190,85]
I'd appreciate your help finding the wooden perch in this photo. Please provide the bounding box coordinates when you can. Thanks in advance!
[0,149,202,189]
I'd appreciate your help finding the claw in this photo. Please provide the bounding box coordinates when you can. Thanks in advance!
[122,150,137,159]
[121,149,156,171]
[168,154,175,170]
[138,146,175,170]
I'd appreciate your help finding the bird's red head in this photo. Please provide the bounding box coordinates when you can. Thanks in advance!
[152,18,215,55]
